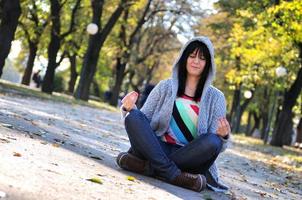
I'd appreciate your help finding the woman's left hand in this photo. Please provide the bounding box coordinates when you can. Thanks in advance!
[217,117,231,138]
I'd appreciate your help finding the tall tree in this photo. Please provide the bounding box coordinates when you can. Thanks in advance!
[109,0,153,106]
[269,0,302,146]
[109,0,204,105]
[19,0,49,85]
[0,0,21,77]
[127,16,179,93]
[42,0,81,94]
[74,0,131,100]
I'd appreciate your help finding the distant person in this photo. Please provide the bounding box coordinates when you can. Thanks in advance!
[103,90,112,102]
[116,36,231,192]
[32,70,42,88]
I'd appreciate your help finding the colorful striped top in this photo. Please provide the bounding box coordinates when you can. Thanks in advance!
[160,94,200,146]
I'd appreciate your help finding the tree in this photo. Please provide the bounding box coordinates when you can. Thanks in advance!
[0,0,21,77]
[74,0,132,100]
[108,0,153,106]
[42,0,81,94]
[269,0,302,146]
[108,0,205,105]
[127,15,179,93]
[19,0,49,85]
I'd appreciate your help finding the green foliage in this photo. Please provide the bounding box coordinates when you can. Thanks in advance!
[197,0,302,136]
[265,0,302,44]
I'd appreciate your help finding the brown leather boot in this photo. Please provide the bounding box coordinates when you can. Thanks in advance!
[170,172,207,192]
[116,152,148,174]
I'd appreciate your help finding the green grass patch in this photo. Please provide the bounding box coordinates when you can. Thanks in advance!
[0,79,118,112]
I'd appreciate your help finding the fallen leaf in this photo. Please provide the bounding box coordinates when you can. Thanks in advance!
[89,156,103,160]
[13,152,22,157]
[255,190,267,197]
[69,142,76,147]
[7,136,17,140]
[52,143,60,147]
[0,138,10,143]
[127,176,136,181]
[33,132,43,136]
[87,178,103,184]
[63,133,70,137]
[53,138,64,144]
[97,174,105,177]
[1,123,13,128]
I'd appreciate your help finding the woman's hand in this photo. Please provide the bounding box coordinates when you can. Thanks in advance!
[217,117,231,138]
[121,91,139,111]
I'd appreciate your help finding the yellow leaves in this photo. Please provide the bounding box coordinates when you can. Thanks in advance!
[87,177,103,184]
[265,0,302,42]
[237,10,254,18]
[130,0,146,12]
[225,69,242,86]
[126,176,136,182]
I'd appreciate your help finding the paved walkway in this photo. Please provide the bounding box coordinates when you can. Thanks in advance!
[0,90,301,200]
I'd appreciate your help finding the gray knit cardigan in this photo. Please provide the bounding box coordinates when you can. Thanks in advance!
[122,36,230,192]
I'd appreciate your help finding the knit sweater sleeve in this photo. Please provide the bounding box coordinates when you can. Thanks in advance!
[140,80,164,121]
[208,92,230,152]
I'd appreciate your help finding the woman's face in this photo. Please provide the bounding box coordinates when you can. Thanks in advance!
[186,49,206,78]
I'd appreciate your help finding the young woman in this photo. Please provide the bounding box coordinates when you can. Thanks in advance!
[116,36,231,192]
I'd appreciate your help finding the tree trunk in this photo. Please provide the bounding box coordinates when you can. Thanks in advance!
[245,111,252,136]
[75,0,126,100]
[68,54,77,94]
[271,43,302,146]
[233,91,253,133]
[92,79,100,97]
[41,0,61,94]
[230,87,241,128]
[261,112,269,140]
[229,56,241,123]
[41,0,80,94]
[0,0,21,77]
[250,111,260,136]
[261,87,270,140]
[264,90,278,143]
[109,58,127,106]
[296,118,302,143]
[21,43,37,85]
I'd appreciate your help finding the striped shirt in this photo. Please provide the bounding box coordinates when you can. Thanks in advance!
[160,94,200,146]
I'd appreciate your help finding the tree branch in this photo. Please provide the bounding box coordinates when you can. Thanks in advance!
[61,0,81,38]
[56,50,67,66]
[128,0,152,45]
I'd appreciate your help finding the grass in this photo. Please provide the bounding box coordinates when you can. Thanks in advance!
[0,79,118,112]
[232,134,302,172]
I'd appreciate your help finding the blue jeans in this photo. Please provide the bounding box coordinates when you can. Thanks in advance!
[125,109,222,181]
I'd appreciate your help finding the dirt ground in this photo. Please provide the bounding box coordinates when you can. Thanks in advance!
[0,88,301,200]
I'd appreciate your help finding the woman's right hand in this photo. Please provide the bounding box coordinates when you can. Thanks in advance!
[121,91,139,111]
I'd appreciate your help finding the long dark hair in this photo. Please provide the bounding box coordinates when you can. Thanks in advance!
[177,41,211,101]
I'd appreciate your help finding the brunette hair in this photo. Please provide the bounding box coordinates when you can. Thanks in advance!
[177,41,211,101]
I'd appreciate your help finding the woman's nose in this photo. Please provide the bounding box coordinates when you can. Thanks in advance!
[193,57,200,63]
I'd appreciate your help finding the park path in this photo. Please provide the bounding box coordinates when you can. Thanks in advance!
[0,89,301,200]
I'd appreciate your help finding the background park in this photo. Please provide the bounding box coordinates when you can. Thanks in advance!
[0,0,301,199]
